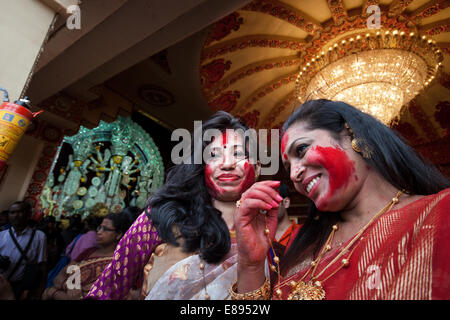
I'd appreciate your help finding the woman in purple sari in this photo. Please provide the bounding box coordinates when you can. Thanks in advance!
[85,111,274,299]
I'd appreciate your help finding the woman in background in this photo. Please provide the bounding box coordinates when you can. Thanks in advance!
[42,211,132,300]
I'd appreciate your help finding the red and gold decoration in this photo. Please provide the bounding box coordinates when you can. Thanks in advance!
[200,0,449,129]
[0,88,42,172]
[23,121,64,217]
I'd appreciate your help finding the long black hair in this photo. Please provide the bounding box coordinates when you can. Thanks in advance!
[280,99,450,275]
[148,111,251,264]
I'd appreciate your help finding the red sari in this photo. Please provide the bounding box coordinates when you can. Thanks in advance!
[47,247,113,299]
[276,188,450,300]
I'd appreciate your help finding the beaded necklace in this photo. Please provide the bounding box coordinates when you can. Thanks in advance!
[267,190,404,300]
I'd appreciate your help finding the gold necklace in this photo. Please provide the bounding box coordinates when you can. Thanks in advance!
[270,190,404,300]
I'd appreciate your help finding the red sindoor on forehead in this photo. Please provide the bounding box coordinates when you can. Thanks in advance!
[222,131,227,147]
[221,130,243,148]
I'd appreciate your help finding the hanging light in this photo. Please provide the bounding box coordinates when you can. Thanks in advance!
[295,30,443,125]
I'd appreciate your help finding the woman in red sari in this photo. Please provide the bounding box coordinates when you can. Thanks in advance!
[233,99,450,300]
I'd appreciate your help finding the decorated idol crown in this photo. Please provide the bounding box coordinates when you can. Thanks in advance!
[64,127,94,162]
[110,117,135,157]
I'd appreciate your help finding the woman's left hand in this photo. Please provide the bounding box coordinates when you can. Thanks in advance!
[234,180,282,268]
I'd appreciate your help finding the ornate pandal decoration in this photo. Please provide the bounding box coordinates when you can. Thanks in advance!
[44,117,165,218]
[273,190,404,300]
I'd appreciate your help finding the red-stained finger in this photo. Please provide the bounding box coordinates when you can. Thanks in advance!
[255,180,281,188]
[239,198,273,212]
[251,184,283,203]
[242,180,282,198]
[243,188,280,208]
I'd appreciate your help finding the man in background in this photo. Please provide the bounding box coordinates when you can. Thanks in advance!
[275,183,300,247]
[268,183,301,268]
[0,201,47,299]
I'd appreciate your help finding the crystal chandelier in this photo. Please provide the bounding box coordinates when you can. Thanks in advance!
[295,30,443,125]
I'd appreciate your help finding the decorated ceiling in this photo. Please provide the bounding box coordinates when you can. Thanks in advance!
[199,0,450,180]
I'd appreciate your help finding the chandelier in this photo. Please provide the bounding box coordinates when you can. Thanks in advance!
[295,30,443,125]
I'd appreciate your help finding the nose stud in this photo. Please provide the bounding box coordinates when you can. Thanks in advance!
[294,167,305,179]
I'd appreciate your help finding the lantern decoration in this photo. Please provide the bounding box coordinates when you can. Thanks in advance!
[0,88,43,171]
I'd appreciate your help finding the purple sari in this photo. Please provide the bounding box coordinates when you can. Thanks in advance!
[85,207,161,299]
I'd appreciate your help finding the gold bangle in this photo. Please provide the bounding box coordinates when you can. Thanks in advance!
[229,277,272,300]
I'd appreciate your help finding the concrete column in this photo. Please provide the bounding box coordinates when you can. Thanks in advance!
[0,0,57,101]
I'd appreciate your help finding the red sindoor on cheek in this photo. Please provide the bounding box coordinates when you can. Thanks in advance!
[204,165,224,198]
[281,132,289,160]
[238,162,255,193]
[204,132,229,198]
[308,146,356,206]
[204,162,255,199]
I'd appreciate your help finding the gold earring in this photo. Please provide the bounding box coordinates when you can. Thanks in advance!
[353,139,372,159]
[351,139,361,153]
[346,123,363,155]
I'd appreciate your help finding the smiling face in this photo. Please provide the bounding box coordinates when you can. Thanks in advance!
[281,121,370,212]
[204,130,257,202]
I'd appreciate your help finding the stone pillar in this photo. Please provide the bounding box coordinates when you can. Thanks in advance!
[0,0,74,209]
[0,0,56,101]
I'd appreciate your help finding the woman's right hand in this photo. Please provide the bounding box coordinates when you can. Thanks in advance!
[234,180,282,269]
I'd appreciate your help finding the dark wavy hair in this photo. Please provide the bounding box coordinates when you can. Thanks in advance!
[280,99,450,275]
[148,111,251,264]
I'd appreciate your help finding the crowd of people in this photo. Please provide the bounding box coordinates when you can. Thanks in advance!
[0,202,139,300]
[0,99,449,300]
